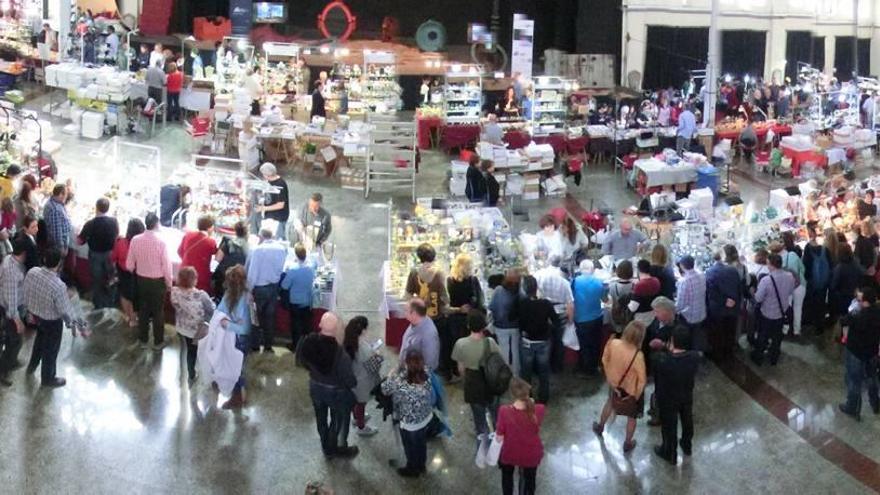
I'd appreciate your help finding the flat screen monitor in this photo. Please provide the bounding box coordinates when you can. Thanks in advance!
[254,2,287,23]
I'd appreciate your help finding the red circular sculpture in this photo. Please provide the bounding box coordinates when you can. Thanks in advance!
[317,1,357,41]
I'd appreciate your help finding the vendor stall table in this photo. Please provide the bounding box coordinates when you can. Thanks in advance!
[417,115,443,150]
[633,157,699,192]
[440,124,480,151]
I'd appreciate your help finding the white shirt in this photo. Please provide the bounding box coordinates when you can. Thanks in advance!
[243,75,263,101]
[149,51,164,70]
[534,266,573,306]
[106,33,119,58]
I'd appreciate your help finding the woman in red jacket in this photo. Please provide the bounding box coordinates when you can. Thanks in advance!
[178,215,218,294]
[496,377,546,495]
[166,62,183,121]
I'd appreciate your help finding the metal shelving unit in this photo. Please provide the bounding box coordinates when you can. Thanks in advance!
[443,64,483,124]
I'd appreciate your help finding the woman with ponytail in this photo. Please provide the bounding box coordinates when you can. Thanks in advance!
[495,377,546,495]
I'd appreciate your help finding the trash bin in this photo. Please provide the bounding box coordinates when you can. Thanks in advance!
[696,165,720,203]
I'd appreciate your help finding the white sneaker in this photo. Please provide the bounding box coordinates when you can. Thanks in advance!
[356,425,379,437]
[351,413,371,426]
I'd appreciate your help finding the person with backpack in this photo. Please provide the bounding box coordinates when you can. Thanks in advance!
[517,276,561,404]
[212,221,249,299]
[705,249,742,360]
[608,260,636,333]
[803,223,832,332]
[464,154,487,203]
[773,237,806,336]
[452,310,503,454]
[405,243,449,371]
[592,320,647,453]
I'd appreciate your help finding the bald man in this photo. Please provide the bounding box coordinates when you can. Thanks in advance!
[602,218,646,260]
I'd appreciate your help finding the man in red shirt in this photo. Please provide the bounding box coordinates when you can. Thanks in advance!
[166,61,183,122]
[178,215,217,295]
[126,213,173,349]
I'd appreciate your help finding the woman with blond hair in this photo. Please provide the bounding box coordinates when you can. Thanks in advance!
[592,320,647,453]
[496,377,546,495]
[445,252,483,381]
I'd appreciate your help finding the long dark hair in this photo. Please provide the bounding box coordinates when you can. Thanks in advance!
[404,350,428,385]
[343,316,369,360]
[125,218,146,241]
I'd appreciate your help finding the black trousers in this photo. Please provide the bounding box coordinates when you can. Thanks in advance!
[658,401,693,460]
[137,276,167,345]
[28,318,63,383]
[433,316,453,377]
[181,335,197,380]
[549,311,566,373]
[753,314,784,364]
[707,315,738,361]
[500,463,537,495]
[288,305,312,350]
[0,311,21,376]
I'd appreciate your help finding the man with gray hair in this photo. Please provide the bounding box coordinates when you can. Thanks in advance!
[256,162,290,240]
[571,259,606,374]
[645,295,685,425]
[245,228,287,353]
[481,113,504,145]
[602,218,646,260]
[534,256,574,373]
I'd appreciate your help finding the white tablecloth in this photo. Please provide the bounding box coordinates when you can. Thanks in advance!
[634,158,699,187]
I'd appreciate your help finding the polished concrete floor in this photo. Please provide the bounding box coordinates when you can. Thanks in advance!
[1,92,879,493]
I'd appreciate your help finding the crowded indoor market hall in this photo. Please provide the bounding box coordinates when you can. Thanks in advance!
[5,0,880,493]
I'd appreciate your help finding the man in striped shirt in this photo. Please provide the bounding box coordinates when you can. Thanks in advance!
[0,238,26,386]
[533,256,574,373]
[23,248,81,388]
[126,213,173,349]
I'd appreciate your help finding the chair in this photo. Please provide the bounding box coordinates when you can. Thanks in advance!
[142,102,166,138]
[185,116,211,152]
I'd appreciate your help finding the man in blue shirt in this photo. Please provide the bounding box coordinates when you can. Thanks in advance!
[676,104,697,156]
[571,260,607,374]
[281,243,315,350]
[245,228,288,353]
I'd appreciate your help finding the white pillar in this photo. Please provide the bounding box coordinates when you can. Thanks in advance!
[704,0,720,127]
[57,0,70,59]
[825,36,835,76]
[623,16,647,90]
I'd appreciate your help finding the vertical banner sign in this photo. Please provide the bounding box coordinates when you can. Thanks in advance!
[230,0,253,36]
[511,14,534,79]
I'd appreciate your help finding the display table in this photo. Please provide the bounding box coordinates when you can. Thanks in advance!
[440,124,481,151]
[634,158,700,188]
[780,146,828,177]
[532,133,567,155]
[417,115,443,150]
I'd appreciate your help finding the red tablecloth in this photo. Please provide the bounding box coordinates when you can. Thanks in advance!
[417,116,443,150]
[440,124,481,151]
[385,317,410,349]
[780,145,828,177]
[715,124,792,143]
[567,136,589,155]
[503,130,530,149]
[532,134,567,155]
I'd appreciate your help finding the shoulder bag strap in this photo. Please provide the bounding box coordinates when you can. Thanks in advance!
[182,233,209,261]
[617,349,640,388]
[769,275,785,318]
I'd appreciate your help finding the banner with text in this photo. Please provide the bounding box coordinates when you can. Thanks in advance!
[230,0,253,36]
[511,14,534,79]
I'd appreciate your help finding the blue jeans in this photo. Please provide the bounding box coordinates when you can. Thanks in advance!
[844,349,879,415]
[493,326,520,376]
[88,250,115,309]
[470,398,499,437]
[575,317,604,373]
[309,381,355,455]
[400,424,428,471]
[252,283,279,350]
[520,339,551,403]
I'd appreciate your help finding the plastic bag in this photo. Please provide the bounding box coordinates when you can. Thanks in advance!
[486,433,503,467]
[562,321,580,351]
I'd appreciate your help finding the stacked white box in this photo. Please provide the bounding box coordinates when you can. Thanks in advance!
[541,175,567,197]
[81,111,104,139]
